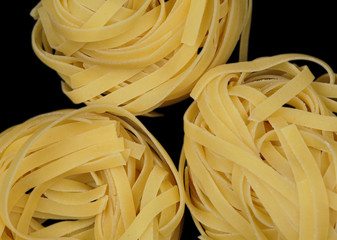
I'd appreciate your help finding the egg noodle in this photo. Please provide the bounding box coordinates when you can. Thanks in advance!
[30,0,252,115]
[179,54,337,240]
[0,104,185,240]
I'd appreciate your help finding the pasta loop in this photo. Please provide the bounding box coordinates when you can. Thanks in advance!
[180,54,337,240]
[0,104,185,240]
[31,0,252,115]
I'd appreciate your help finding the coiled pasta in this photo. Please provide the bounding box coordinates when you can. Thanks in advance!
[179,54,337,240]
[30,0,251,115]
[0,104,185,240]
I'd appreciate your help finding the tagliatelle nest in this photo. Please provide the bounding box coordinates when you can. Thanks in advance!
[180,54,337,240]
[0,104,185,240]
[31,0,251,115]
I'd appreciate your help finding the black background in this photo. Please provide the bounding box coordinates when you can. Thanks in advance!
[1,1,336,239]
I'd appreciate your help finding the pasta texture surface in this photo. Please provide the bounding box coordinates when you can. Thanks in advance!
[0,104,185,240]
[31,0,251,115]
[180,54,337,240]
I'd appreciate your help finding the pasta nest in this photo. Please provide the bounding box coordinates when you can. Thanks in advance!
[0,105,185,240]
[179,54,337,240]
[31,0,251,115]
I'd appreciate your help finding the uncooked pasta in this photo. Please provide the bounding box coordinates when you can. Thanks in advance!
[30,0,252,115]
[180,54,337,240]
[0,104,185,240]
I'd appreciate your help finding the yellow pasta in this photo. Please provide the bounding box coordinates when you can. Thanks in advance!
[179,54,337,240]
[30,0,252,115]
[0,104,185,240]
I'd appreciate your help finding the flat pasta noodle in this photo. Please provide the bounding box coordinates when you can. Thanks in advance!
[30,0,252,115]
[179,54,337,240]
[0,104,185,240]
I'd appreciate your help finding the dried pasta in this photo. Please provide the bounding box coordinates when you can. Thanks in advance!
[30,0,252,115]
[179,54,337,240]
[0,104,185,240]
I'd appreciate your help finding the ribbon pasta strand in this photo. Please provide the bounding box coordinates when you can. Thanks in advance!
[30,0,252,115]
[180,54,337,240]
[0,104,185,240]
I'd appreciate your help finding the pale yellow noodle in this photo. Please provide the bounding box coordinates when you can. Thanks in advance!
[179,54,337,240]
[0,104,185,240]
[30,0,252,115]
